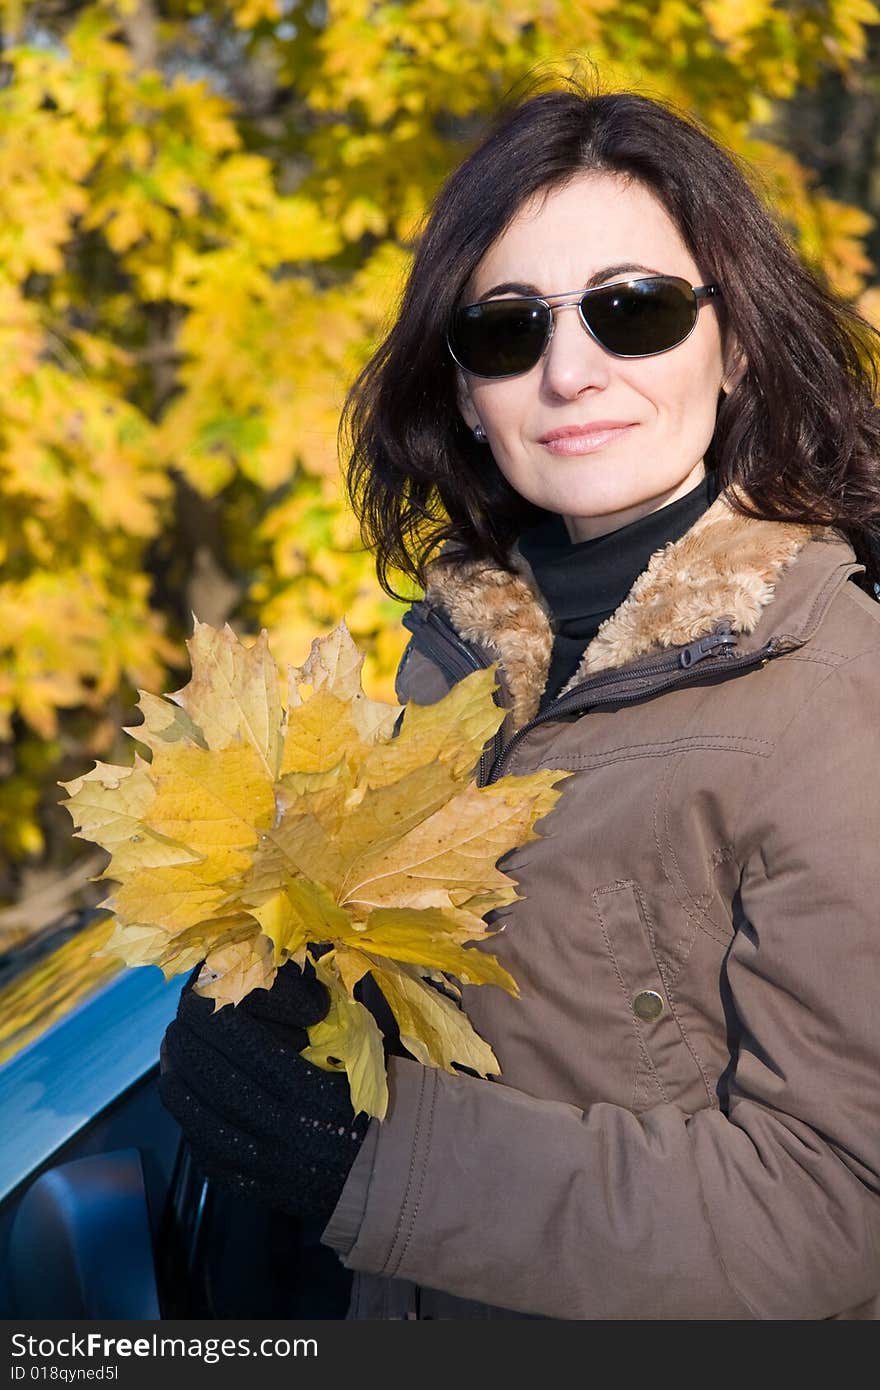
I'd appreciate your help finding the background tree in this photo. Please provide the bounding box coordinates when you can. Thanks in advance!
[1,0,878,947]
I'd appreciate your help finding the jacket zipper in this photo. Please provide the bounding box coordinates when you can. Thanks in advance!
[485,632,781,783]
[401,603,786,785]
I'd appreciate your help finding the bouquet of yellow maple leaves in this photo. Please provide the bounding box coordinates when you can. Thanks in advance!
[61,621,569,1119]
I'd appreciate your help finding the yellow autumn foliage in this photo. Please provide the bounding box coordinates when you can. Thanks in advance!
[1,0,878,897]
[61,621,571,1118]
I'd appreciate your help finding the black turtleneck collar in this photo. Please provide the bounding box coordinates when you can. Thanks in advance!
[518,468,721,709]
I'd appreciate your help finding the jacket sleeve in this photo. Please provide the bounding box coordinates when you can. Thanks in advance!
[324,652,880,1319]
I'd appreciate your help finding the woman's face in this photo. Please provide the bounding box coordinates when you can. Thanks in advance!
[455,171,742,542]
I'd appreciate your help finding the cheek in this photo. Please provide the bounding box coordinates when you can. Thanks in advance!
[470,380,527,433]
[641,342,723,420]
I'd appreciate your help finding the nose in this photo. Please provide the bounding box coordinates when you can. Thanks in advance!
[540,301,611,398]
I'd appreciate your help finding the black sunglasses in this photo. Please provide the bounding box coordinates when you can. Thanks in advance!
[446,275,722,379]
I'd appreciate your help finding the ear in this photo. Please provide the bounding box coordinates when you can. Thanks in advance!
[455,368,482,431]
[721,338,748,396]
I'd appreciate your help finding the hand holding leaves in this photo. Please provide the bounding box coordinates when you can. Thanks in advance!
[159,959,369,1224]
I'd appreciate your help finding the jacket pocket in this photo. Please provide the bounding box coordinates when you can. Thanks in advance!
[592,880,713,1113]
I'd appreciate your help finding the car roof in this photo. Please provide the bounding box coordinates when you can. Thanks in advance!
[0,965,180,1204]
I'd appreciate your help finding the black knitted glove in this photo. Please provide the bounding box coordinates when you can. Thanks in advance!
[227,955,331,1047]
[159,961,370,1224]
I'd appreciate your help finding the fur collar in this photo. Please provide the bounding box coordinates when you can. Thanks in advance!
[424,486,825,727]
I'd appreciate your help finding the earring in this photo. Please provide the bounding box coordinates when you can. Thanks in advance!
[473,424,488,443]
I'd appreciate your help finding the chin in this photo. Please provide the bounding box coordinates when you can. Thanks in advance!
[570,467,699,511]
[551,487,652,518]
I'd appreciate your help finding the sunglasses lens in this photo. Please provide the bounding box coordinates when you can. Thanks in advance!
[448,277,703,378]
[584,277,697,356]
[449,300,549,378]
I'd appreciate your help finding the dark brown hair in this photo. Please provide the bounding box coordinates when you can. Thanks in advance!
[340,74,880,600]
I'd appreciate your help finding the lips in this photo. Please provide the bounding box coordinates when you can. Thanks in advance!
[540,422,636,456]
[539,420,633,442]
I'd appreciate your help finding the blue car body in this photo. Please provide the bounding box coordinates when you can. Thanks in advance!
[0,966,180,1209]
[0,959,352,1318]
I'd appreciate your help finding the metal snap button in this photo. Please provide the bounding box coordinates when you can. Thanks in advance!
[632,989,665,1021]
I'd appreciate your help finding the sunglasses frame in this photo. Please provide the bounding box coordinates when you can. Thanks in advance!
[447,274,723,380]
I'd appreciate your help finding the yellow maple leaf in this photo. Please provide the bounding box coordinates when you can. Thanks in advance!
[248,878,351,959]
[300,955,388,1119]
[170,621,283,777]
[194,931,277,1011]
[100,912,262,982]
[60,619,571,1119]
[359,669,504,786]
[280,687,362,775]
[366,956,501,1078]
[343,908,517,993]
[144,742,275,875]
[60,757,157,851]
[123,691,208,755]
[338,773,561,913]
[112,863,234,936]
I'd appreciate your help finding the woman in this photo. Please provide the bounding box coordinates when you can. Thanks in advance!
[160,83,880,1319]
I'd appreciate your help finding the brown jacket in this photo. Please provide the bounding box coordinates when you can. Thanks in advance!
[322,485,880,1319]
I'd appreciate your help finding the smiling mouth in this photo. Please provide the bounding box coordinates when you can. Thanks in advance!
[541,424,636,455]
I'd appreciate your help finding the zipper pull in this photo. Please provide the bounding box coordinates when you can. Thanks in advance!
[679,624,738,669]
